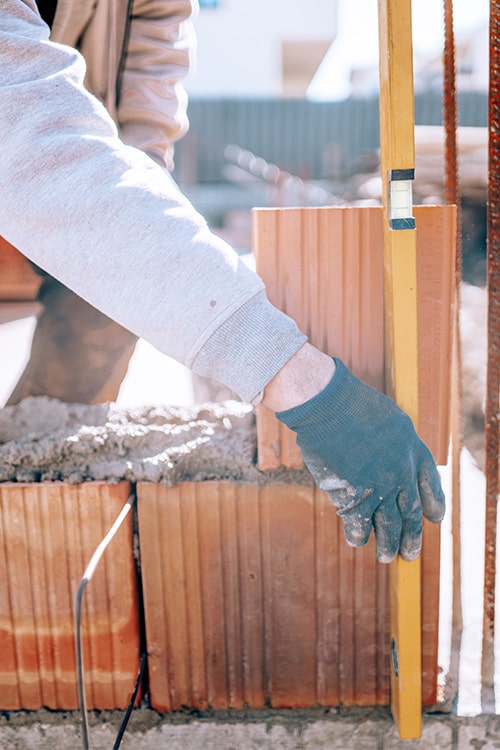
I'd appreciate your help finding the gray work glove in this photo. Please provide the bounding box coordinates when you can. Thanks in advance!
[276,358,445,562]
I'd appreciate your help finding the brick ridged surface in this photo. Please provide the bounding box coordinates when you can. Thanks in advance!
[0,481,140,710]
[137,481,439,711]
[0,237,41,301]
[253,205,456,470]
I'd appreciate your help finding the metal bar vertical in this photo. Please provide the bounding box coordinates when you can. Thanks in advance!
[443,0,463,710]
[75,494,137,750]
[482,0,500,714]
[377,0,422,738]
[443,0,460,210]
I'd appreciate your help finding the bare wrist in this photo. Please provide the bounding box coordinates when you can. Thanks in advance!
[262,343,336,412]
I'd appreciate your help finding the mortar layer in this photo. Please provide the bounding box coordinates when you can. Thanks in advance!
[0,397,310,486]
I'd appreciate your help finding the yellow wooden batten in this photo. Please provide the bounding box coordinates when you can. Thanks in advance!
[377,0,422,739]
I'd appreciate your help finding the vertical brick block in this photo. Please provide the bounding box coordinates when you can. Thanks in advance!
[138,481,398,711]
[0,481,140,710]
[252,205,452,708]
[413,205,456,458]
[0,237,41,301]
[253,205,455,468]
[139,481,441,710]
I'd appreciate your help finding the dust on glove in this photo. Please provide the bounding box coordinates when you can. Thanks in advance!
[276,358,445,562]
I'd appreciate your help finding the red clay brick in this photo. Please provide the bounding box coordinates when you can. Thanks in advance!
[253,205,456,469]
[0,481,140,710]
[137,481,441,711]
[0,237,41,301]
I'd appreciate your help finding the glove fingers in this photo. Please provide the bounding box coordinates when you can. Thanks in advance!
[301,447,374,548]
[301,448,358,504]
[372,498,402,563]
[418,450,446,523]
[302,446,374,549]
[336,502,374,548]
[397,488,423,561]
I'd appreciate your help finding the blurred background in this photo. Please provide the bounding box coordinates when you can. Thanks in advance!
[176,0,488,288]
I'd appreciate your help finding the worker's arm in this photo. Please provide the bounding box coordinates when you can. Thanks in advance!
[0,0,306,403]
[117,0,197,170]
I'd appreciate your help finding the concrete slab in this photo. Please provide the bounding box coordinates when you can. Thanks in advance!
[0,707,493,750]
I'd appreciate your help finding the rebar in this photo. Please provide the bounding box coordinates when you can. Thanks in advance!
[442,0,463,712]
[481,0,500,713]
[75,494,136,750]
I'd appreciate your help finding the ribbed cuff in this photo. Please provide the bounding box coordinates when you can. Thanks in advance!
[191,291,307,403]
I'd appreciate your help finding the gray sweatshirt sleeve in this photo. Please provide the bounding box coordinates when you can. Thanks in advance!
[0,1,306,402]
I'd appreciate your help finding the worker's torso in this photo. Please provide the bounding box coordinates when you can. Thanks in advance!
[35,0,131,119]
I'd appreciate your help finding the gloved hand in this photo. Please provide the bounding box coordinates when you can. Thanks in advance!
[276,358,445,562]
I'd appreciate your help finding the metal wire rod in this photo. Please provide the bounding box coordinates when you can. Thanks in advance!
[112,651,147,750]
[75,493,137,750]
[442,0,464,712]
[482,0,500,714]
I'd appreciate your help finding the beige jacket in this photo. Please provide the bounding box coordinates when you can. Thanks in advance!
[50,0,198,169]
